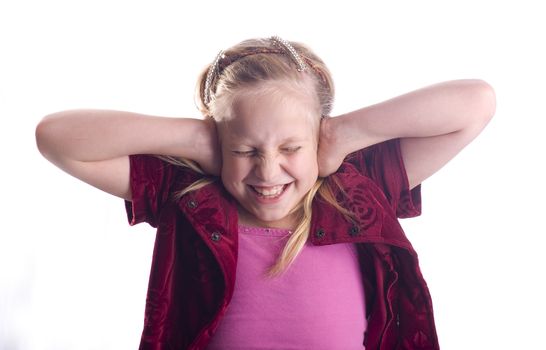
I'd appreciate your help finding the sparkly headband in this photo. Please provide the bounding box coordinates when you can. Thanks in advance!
[203,36,329,106]
[270,35,308,72]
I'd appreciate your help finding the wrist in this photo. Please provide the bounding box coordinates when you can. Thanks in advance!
[324,114,361,157]
[337,108,388,153]
[194,118,221,175]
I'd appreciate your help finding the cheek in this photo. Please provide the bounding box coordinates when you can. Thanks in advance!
[291,152,319,179]
[221,157,249,183]
[221,161,242,198]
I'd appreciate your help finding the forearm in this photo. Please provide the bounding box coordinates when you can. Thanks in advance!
[331,79,496,155]
[36,109,216,166]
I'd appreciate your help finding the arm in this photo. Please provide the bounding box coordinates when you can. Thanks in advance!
[35,110,220,200]
[318,79,496,188]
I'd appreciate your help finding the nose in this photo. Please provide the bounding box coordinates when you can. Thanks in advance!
[254,154,281,183]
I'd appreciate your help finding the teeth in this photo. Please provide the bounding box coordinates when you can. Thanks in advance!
[252,185,284,196]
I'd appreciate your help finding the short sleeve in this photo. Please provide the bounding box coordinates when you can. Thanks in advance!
[124,155,178,228]
[345,138,421,218]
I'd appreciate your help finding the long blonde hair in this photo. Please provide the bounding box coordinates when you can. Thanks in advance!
[163,37,354,276]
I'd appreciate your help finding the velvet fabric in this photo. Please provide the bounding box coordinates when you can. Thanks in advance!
[125,138,439,349]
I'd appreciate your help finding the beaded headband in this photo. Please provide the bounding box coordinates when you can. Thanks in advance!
[203,36,329,106]
[270,35,308,72]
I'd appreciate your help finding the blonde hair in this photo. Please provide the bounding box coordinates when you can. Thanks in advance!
[163,37,354,276]
[197,37,334,119]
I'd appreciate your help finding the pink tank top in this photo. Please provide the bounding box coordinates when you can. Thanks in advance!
[206,226,367,349]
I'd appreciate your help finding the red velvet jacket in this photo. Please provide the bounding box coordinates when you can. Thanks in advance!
[125,139,440,349]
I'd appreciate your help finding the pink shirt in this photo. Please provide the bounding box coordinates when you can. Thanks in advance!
[206,226,367,349]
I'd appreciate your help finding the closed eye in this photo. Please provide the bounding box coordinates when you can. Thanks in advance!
[232,150,257,157]
[281,146,301,154]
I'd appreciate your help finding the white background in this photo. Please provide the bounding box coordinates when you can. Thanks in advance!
[1,0,545,349]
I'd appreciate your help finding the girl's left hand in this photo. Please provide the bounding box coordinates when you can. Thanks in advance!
[317,116,347,177]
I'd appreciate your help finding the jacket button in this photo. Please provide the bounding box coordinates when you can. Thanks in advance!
[315,228,325,239]
[187,199,198,209]
[349,225,360,236]
[211,232,221,242]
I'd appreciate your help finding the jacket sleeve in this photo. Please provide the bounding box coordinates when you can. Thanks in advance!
[124,155,179,228]
[344,138,421,218]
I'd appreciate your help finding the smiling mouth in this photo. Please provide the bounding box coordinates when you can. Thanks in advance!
[249,184,289,198]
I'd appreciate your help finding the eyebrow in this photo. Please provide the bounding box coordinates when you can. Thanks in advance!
[229,135,309,145]
[279,136,307,143]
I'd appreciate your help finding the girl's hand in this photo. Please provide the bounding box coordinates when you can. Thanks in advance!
[317,116,348,177]
[197,117,222,176]
[36,110,224,200]
[316,80,495,187]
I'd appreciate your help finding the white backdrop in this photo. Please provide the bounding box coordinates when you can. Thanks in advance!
[1,0,545,349]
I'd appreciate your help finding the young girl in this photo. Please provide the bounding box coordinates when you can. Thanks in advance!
[36,36,495,349]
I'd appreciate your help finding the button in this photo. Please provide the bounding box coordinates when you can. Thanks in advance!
[349,225,360,236]
[187,199,198,209]
[211,232,221,242]
[315,228,325,239]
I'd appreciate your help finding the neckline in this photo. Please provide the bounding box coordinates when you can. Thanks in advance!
[238,225,293,237]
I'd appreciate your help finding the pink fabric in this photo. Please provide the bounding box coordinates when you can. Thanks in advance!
[206,226,366,350]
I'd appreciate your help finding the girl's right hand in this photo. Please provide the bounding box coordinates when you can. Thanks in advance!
[36,110,222,200]
[196,117,222,176]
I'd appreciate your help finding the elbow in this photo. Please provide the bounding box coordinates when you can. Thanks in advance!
[35,114,57,160]
[476,79,496,121]
[470,79,496,124]
[456,79,496,129]
[35,117,47,156]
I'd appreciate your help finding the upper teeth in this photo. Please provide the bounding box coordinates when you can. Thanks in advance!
[253,185,284,196]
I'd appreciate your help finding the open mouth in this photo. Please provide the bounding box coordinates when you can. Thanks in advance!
[249,184,290,199]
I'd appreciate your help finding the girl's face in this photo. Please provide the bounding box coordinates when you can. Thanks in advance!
[218,86,320,229]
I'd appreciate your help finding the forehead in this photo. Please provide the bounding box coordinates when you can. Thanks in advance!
[219,82,320,140]
[220,88,319,143]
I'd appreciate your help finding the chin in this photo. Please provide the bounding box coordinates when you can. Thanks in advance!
[255,209,300,228]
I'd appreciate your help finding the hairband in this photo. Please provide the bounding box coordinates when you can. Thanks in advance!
[270,36,308,72]
[204,36,325,106]
[204,50,225,106]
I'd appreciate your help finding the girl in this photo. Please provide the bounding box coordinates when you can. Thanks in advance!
[35,36,495,349]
